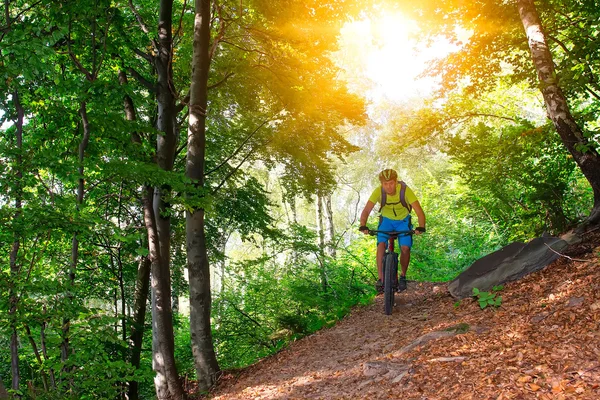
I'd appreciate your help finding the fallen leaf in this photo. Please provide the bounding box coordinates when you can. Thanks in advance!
[552,383,563,393]
[518,375,532,383]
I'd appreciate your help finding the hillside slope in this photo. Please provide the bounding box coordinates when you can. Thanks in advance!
[207,231,600,399]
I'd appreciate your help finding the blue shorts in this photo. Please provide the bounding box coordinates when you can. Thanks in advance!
[377,216,413,247]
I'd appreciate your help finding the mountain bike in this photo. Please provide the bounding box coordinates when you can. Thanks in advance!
[368,229,414,315]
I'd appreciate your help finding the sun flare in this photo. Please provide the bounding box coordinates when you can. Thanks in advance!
[337,11,455,103]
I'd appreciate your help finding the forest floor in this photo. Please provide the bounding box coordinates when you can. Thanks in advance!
[205,230,600,399]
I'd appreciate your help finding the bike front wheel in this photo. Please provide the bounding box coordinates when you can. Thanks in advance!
[383,254,396,315]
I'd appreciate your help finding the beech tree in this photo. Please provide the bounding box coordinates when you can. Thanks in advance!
[186,0,220,391]
[517,0,600,228]
[2,0,364,396]
[399,0,600,229]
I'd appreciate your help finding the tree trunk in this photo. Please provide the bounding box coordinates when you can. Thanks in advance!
[6,13,22,399]
[324,194,336,258]
[290,196,298,224]
[118,70,140,143]
[24,325,49,391]
[128,256,151,400]
[144,186,185,400]
[115,183,128,346]
[217,233,230,295]
[186,0,220,391]
[171,268,180,315]
[118,252,126,339]
[150,0,186,398]
[316,194,328,291]
[40,307,56,389]
[285,195,300,268]
[517,0,600,228]
[61,102,91,375]
[316,195,325,250]
[119,69,151,400]
[9,89,24,397]
[9,329,19,397]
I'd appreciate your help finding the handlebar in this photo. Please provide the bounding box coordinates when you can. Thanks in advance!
[366,229,414,237]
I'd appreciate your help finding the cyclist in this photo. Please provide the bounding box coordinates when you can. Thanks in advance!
[358,169,426,293]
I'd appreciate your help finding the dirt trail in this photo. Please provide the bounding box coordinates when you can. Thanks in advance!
[208,233,600,399]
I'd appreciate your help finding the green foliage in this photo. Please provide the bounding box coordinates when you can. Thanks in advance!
[395,0,598,241]
[384,76,593,248]
[0,304,137,399]
[211,228,373,370]
[370,146,509,281]
[447,121,589,238]
[472,286,503,309]
[2,0,366,394]
[3,0,600,396]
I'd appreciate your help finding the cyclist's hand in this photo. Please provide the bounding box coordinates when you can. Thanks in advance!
[415,226,426,235]
[359,225,369,235]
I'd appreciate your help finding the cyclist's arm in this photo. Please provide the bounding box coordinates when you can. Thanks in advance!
[411,200,426,234]
[359,200,376,232]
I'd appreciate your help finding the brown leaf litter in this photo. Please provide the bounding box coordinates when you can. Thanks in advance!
[204,231,600,399]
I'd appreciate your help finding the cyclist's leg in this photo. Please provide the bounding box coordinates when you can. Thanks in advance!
[377,217,394,280]
[397,246,409,291]
[399,246,410,276]
[394,216,413,290]
[376,242,386,281]
[394,215,413,273]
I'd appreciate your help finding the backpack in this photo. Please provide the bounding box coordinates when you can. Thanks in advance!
[379,181,412,215]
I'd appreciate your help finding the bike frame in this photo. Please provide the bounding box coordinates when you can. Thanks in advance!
[368,229,414,270]
[367,229,414,315]
[369,230,414,252]
[385,234,395,254]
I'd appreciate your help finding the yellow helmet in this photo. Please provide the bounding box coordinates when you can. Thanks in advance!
[378,169,397,182]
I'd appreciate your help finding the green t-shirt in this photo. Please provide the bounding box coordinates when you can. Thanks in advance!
[368,184,418,220]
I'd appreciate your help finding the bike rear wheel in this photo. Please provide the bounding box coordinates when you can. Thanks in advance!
[383,254,396,315]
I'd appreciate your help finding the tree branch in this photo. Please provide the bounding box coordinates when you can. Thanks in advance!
[1,0,43,42]
[128,0,150,34]
[338,247,378,280]
[221,40,270,58]
[458,112,518,123]
[543,243,587,262]
[227,301,262,328]
[205,119,271,176]
[208,71,235,90]
[127,67,156,92]
[132,46,154,63]
[211,144,259,194]
[175,72,235,113]
[175,94,190,113]
[585,86,600,101]
[547,34,600,97]
[172,0,189,48]
[68,51,94,81]
[209,4,227,62]
[112,15,153,63]
[67,18,94,81]
[92,9,115,79]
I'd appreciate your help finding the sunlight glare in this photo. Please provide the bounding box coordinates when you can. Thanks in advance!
[337,11,457,104]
